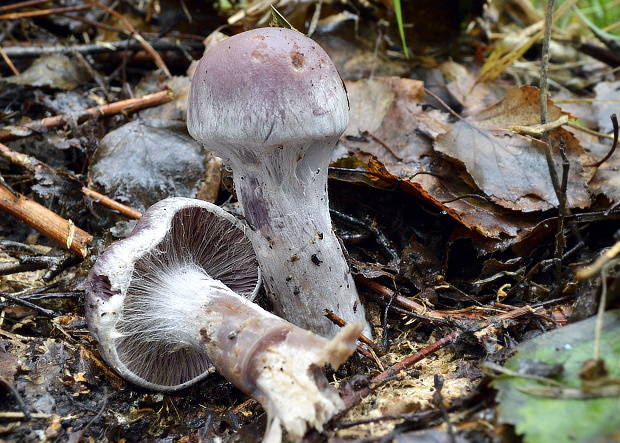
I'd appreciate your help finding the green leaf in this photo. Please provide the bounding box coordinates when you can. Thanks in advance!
[392,0,409,58]
[269,5,295,31]
[494,310,620,443]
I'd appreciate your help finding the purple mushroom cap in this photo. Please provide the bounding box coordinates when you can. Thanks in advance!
[187,27,349,153]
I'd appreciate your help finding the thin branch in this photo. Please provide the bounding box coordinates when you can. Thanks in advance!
[0,185,92,257]
[0,377,30,420]
[83,0,171,77]
[340,330,460,411]
[539,0,566,281]
[0,291,57,317]
[0,4,89,20]
[0,90,172,142]
[0,142,143,219]
[0,47,19,75]
[323,309,376,349]
[1,39,202,59]
[584,114,618,167]
[0,0,50,13]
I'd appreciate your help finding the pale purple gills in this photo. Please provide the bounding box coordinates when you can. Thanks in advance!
[84,197,360,442]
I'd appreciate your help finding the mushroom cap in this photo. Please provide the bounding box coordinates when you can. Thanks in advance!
[187,27,349,152]
[83,197,261,391]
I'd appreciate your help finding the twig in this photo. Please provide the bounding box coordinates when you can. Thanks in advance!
[433,375,455,443]
[0,261,47,276]
[0,90,172,142]
[1,40,202,58]
[330,210,399,266]
[593,259,618,361]
[341,330,460,409]
[334,408,442,430]
[0,47,19,75]
[0,377,31,420]
[361,130,403,161]
[323,309,375,348]
[81,187,142,219]
[539,0,566,282]
[355,276,448,319]
[584,114,618,167]
[0,142,142,219]
[0,411,50,419]
[0,291,57,317]
[0,4,89,20]
[0,185,92,257]
[84,0,170,77]
[423,88,463,120]
[76,387,108,440]
[0,0,50,13]
[576,239,620,280]
[553,138,570,276]
[440,193,491,204]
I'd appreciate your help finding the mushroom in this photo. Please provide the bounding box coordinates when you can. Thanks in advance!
[84,197,361,442]
[187,27,370,337]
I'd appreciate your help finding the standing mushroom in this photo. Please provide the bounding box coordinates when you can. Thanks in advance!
[84,197,361,442]
[187,27,370,337]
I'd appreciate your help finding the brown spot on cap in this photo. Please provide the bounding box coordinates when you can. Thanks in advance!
[291,51,304,70]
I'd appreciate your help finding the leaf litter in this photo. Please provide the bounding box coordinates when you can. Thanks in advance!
[0,0,619,442]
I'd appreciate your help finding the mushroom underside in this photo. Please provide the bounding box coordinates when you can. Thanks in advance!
[114,206,260,387]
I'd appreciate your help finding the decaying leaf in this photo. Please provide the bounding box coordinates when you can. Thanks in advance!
[593,81,620,134]
[4,55,90,91]
[434,86,593,211]
[342,77,540,241]
[88,119,206,211]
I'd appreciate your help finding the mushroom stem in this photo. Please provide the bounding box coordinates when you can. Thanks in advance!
[129,264,360,442]
[230,141,371,338]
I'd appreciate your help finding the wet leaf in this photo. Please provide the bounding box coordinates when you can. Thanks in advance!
[88,119,206,211]
[593,81,620,134]
[5,55,90,91]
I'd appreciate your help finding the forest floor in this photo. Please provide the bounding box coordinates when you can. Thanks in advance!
[0,0,619,442]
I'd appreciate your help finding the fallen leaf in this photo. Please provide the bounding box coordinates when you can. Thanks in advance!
[342,77,540,241]
[434,86,593,211]
[593,81,620,133]
[4,55,90,90]
[494,310,620,443]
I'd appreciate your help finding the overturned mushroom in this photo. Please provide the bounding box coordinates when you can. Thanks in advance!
[84,197,361,441]
[187,27,371,338]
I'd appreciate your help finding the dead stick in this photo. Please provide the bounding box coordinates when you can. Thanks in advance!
[323,309,375,348]
[81,187,141,219]
[1,40,202,58]
[0,4,90,20]
[356,276,447,318]
[0,0,52,13]
[539,0,567,282]
[0,185,92,258]
[0,47,20,75]
[0,142,142,219]
[84,0,171,77]
[341,330,460,409]
[0,90,172,142]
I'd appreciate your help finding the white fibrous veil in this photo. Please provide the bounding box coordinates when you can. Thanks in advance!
[114,206,259,387]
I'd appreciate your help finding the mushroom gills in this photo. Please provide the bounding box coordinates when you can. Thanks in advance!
[118,264,360,443]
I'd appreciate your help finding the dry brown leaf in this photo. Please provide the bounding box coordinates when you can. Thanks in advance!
[342,77,539,241]
[434,86,593,212]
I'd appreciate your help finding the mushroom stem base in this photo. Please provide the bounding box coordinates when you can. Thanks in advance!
[193,273,361,442]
